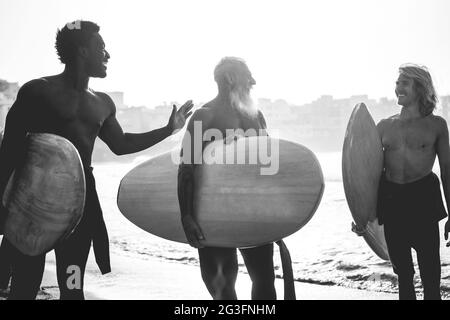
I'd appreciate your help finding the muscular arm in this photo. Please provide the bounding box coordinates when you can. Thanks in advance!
[98,93,172,155]
[376,119,387,171]
[100,113,172,156]
[436,118,450,216]
[177,109,212,247]
[0,83,34,217]
[177,162,195,218]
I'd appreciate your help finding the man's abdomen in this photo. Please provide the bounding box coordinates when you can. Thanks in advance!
[384,149,436,184]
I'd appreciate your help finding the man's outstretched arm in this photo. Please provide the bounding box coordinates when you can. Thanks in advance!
[99,93,193,155]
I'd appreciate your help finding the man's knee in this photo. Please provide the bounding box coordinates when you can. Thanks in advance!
[200,267,215,285]
[200,267,237,299]
[249,265,275,284]
[252,272,275,290]
[201,264,237,286]
[199,249,237,284]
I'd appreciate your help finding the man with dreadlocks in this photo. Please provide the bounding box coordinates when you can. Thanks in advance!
[376,64,450,300]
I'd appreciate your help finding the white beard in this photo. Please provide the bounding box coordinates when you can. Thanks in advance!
[230,88,258,119]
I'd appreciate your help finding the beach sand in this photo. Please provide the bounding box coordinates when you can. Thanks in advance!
[0,247,397,300]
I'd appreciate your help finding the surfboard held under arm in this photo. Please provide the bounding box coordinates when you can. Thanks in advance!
[3,133,86,256]
[117,136,324,248]
[342,103,390,261]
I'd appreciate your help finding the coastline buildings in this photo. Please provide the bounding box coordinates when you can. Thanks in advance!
[259,95,398,151]
[1,81,450,159]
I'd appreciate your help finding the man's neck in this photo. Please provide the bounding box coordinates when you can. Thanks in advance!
[62,65,90,91]
[216,90,232,104]
[215,90,235,112]
[400,103,422,120]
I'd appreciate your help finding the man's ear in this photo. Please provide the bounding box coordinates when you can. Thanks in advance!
[78,47,89,59]
[225,73,235,86]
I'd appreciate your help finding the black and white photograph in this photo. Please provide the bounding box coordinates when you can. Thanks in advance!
[1,0,450,306]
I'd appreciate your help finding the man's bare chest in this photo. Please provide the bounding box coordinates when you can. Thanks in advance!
[382,123,436,152]
[37,91,108,129]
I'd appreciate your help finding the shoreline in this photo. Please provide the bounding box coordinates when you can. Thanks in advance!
[22,248,397,300]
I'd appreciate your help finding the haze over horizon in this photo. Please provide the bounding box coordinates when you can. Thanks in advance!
[1,0,450,108]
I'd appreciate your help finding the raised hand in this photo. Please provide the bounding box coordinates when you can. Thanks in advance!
[167,100,194,134]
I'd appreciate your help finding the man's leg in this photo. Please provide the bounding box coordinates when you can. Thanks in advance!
[384,221,416,300]
[4,238,46,300]
[240,243,276,300]
[198,247,238,300]
[54,220,92,300]
[415,222,441,300]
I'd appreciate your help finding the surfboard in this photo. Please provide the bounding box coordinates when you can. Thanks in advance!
[3,133,86,256]
[342,103,390,261]
[117,136,324,248]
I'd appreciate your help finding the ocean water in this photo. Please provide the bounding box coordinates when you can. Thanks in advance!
[94,151,450,299]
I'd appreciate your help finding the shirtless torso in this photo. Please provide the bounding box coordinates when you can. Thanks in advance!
[196,98,266,145]
[178,97,267,248]
[6,76,115,167]
[377,114,448,184]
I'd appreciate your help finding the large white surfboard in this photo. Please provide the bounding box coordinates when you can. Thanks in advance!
[118,136,325,248]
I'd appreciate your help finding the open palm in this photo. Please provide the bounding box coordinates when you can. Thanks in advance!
[168,100,194,134]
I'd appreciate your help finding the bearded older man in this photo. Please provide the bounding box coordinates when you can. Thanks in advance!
[177,57,294,300]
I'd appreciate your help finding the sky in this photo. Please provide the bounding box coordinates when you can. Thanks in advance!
[1,0,450,108]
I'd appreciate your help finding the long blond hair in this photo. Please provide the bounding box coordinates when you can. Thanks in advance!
[399,64,438,116]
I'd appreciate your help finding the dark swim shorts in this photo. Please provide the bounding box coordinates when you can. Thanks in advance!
[377,172,448,225]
